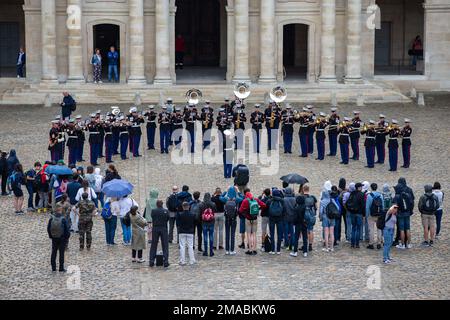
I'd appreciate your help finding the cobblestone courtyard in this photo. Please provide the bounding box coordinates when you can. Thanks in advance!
[0,93,449,299]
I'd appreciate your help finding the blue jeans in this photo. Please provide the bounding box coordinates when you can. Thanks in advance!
[26,184,34,208]
[269,220,283,252]
[334,214,342,242]
[350,213,362,246]
[283,221,293,248]
[346,212,352,241]
[436,209,443,236]
[383,228,394,261]
[104,215,117,244]
[120,217,131,244]
[225,218,237,252]
[202,223,214,254]
[108,65,119,81]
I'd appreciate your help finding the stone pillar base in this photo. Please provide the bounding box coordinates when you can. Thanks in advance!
[344,77,363,84]
[128,77,147,84]
[66,77,85,83]
[41,78,59,84]
[319,76,337,84]
[232,77,251,84]
[153,78,173,85]
[258,76,277,84]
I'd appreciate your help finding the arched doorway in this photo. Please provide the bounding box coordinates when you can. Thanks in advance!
[283,23,308,81]
[93,24,120,81]
[175,0,226,83]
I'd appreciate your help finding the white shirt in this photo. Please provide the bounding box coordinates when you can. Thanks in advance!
[432,190,444,210]
[118,197,138,218]
[110,201,121,217]
[75,187,97,202]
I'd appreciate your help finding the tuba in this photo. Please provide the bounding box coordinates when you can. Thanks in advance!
[233,82,251,100]
[269,86,287,104]
[185,88,202,105]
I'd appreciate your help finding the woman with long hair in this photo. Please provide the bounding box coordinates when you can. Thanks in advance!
[11,163,25,214]
[91,48,102,84]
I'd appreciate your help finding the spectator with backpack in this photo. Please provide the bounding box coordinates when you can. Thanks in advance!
[75,180,97,203]
[346,182,365,249]
[291,195,308,257]
[302,185,318,252]
[342,182,355,242]
[239,191,267,255]
[258,188,272,252]
[365,183,384,250]
[221,186,243,255]
[6,149,20,178]
[47,206,70,272]
[0,151,8,195]
[282,187,296,251]
[66,174,81,232]
[393,178,414,249]
[9,163,26,215]
[149,200,170,268]
[166,186,180,244]
[36,164,50,213]
[211,188,225,250]
[93,168,104,208]
[361,181,371,242]
[320,184,339,252]
[25,162,41,212]
[118,195,137,246]
[144,188,158,244]
[190,191,203,252]
[199,192,217,257]
[381,205,398,264]
[102,197,119,245]
[56,193,71,248]
[76,192,97,251]
[330,186,342,246]
[176,201,196,265]
[232,164,249,194]
[418,185,440,247]
[432,182,444,237]
[130,205,148,263]
[267,188,285,254]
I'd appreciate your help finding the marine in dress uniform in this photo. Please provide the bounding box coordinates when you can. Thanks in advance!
[223,129,234,179]
[250,104,264,153]
[75,115,86,162]
[184,103,199,153]
[297,107,310,157]
[171,107,184,148]
[349,111,362,160]
[387,120,401,172]
[306,105,316,154]
[401,119,412,168]
[216,108,230,148]
[127,107,145,157]
[200,101,214,149]
[166,98,175,145]
[338,117,351,165]
[375,114,388,164]
[94,110,105,158]
[281,104,295,154]
[232,107,246,150]
[118,116,130,160]
[361,120,377,168]
[327,107,340,156]
[87,114,101,165]
[103,114,114,163]
[57,117,66,161]
[264,102,281,151]
[158,106,171,154]
[49,120,60,163]
[144,105,157,150]
[65,120,79,166]
[315,112,328,160]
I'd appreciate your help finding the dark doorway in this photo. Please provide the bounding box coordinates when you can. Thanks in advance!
[375,21,391,67]
[175,0,225,83]
[93,24,120,80]
[283,24,308,80]
[0,22,20,77]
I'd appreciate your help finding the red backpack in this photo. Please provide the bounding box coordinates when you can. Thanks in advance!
[201,208,214,222]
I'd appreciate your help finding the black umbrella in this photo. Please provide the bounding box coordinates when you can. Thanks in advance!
[280,173,309,185]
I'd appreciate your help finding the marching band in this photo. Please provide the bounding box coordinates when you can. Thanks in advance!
[48,85,413,173]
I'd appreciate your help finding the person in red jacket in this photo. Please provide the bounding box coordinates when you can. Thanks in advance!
[239,191,266,255]
[175,34,185,70]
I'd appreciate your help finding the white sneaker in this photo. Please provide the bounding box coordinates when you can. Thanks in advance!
[137,258,146,263]
[225,251,230,255]
[322,248,328,252]
[407,244,413,249]
[303,252,308,257]
[17,75,20,78]
[94,81,97,84]
[179,262,186,266]
[329,248,334,252]
[99,81,103,84]
[383,259,391,264]
[396,244,405,249]
[189,261,196,265]
[276,251,281,255]
[230,251,236,255]
[290,252,298,257]
[270,251,275,255]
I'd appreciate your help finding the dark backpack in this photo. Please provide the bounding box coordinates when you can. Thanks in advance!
[346,192,359,213]
[50,215,64,238]
[370,194,383,217]
[234,166,249,186]
[304,196,316,226]
[326,201,340,219]
[382,194,392,213]
[377,212,392,230]
[398,191,413,213]
[167,194,179,212]
[269,199,283,217]
[422,194,439,215]
[101,201,112,220]
[190,201,201,221]
[71,101,77,112]
[263,234,272,253]
[224,199,237,220]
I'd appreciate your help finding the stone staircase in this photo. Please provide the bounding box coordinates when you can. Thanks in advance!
[0,79,411,105]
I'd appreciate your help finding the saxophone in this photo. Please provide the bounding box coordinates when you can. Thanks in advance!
[270,110,275,128]
[204,112,209,129]
[236,110,241,129]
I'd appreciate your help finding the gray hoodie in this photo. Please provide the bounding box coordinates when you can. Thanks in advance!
[283,187,297,223]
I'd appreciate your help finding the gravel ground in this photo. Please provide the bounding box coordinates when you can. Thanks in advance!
[0,93,449,299]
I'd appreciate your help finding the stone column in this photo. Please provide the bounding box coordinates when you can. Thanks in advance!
[128,0,146,83]
[154,0,172,84]
[232,0,250,82]
[66,0,84,82]
[345,0,363,83]
[258,0,276,83]
[41,0,58,82]
[319,0,336,83]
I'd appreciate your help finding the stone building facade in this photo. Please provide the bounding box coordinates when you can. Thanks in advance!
[1,0,450,90]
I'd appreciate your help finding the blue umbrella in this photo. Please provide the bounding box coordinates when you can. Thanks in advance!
[45,165,73,176]
[102,179,134,198]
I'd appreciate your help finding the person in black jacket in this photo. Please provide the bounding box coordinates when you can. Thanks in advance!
[0,151,8,195]
[47,207,70,272]
[347,182,365,248]
[266,189,285,254]
[60,92,76,120]
[291,195,308,257]
[104,164,121,182]
[149,200,170,267]
[258,188,271,250]
[176,202,196,265]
